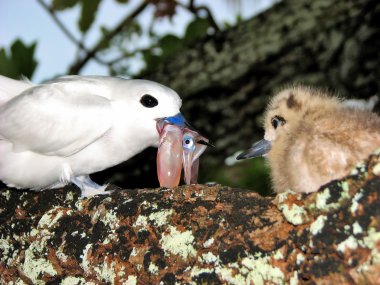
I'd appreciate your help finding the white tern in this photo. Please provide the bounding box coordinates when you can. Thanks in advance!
[0,75,185,197]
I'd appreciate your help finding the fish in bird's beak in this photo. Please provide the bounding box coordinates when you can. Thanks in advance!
[156,113,211,187]
[236,139,272,160]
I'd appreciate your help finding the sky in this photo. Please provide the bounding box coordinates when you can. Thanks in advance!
[0,0,277,83]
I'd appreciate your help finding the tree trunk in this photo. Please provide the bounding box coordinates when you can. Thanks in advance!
[1,152,380,284]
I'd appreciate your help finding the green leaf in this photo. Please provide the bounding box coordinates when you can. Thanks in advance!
[158,34,183,59]
[0,49,18,78]
[0,39,38,79]
[141,49,161,71]
[78,0,101,33]
[10,40,38,79]
[52,0,79,11]
[114,0,129,3]
[184,18,210,44]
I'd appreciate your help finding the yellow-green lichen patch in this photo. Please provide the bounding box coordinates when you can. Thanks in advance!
[191,266,215,278]
[337,235,358,252]
[203,237,214,248]
[38,207,72,229]
[316,182,351,211]
[75,200,84,211]
[372,162,380,175]
[65,191,75,202]
[199,251,219,264]
[240,255,285,285]
[148,209,173,227]
[160,225,196,259]
[352,222,363,235]
[134,215,148,228]
[296,253,305,265]
[0,238,18,266]
[148,262,159,275]
[361,227,380,249]
[276,190,300,204]
[125,275,137,285]
[310,215,327,235]
[1,190,11,200]
[133,209,173,229]
[273,249,284,260]
[339,181,350,199]
[93,257,116,284]
[356,228,380,273]
[80,243,93,272]
[22,242,57,284]
[289,271,299,285]
[99,209,120,231]
[60,276,87,285]
[350,160,366,175]
[215,266,246,285]
[279,203,309,225]
[350,190,364,214]
[316,188,331,210]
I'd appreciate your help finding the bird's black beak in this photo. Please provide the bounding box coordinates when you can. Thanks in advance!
[197,139,214,147]
[236,139,271,160]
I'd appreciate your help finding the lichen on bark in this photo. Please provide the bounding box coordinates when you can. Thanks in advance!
[1,152,380,284]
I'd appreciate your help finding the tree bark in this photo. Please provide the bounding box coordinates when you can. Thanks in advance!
[1,151,380,284]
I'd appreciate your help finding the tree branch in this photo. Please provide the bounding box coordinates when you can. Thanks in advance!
[36,0,112,70]
[179,0,220,32]
[68,0,150,75]
[36,0,87,52]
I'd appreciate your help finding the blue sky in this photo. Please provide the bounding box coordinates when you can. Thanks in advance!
[0,0,276,82]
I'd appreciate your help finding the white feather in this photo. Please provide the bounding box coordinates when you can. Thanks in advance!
[0,75,182,197]
[0,75,34,105]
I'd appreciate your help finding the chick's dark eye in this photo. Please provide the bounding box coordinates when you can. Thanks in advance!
[271,116,286,129]
[140,94,158,108]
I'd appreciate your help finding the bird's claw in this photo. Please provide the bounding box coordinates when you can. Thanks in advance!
[71,175,112,198]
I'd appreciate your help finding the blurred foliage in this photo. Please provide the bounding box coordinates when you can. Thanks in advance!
[52,0,101,33]
[0,39,38,79]
[202,158,272,196]
[142,18,211,71]
[44,0,232,75]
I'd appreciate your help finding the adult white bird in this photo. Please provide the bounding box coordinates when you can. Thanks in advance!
[0,75,186,197]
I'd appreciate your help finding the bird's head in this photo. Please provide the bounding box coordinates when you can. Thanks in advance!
[113,79,185,145]
[237,86,338,160]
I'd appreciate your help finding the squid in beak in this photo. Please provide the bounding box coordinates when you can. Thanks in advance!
[182,130,210,185]
[156,113,212,188]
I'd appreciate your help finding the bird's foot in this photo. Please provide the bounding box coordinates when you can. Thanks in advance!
[71,175,112,199]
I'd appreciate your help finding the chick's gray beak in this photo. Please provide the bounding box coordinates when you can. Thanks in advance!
[236,139,271,160]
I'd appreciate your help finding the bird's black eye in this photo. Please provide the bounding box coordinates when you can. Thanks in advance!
[271,116,286,129]
[140,94,158,108]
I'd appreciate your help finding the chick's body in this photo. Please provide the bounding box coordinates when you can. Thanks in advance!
[240,86,380,193]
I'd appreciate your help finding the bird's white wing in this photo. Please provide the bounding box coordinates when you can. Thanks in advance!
[0,75,34,105]
[0,81,112,157]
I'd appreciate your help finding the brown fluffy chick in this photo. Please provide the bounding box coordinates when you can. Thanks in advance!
[237,86,380,193]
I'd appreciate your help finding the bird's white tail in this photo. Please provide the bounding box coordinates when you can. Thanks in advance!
[0,75,33,106]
